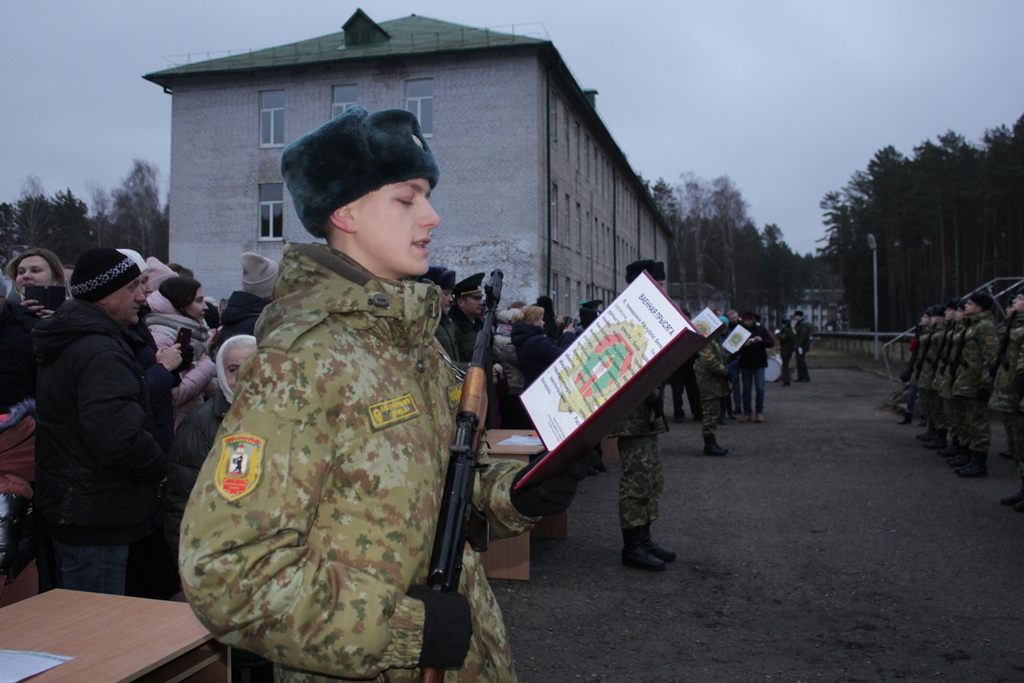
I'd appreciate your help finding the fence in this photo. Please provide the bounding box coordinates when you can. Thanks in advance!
[812,330,911,383]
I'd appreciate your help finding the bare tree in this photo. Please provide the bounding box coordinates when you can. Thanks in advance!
[710,176,749,304]
[111,159,168,259]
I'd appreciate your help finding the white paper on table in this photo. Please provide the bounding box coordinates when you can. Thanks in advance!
[689,307,724,338]
[721,325,752,354]
[0,649,73,683]
[520,274,694,452]
[496,435,543,447]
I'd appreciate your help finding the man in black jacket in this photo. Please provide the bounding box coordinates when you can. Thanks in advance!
[738,311,775,422]
[33,248,166,595]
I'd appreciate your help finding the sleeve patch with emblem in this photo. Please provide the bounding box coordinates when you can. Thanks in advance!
[215,434,265,501]
[368,393,419,430]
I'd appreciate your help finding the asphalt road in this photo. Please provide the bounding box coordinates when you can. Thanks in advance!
[493,353,1024,682]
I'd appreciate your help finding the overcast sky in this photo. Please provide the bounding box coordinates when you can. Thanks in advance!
[3,0,1023,255]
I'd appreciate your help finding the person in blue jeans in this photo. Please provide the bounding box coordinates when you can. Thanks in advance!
[737,311,774,422]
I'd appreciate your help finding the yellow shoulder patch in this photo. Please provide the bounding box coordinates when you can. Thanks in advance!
[368,393,419,430]
[214,434,265,501]
[447,383,463,412]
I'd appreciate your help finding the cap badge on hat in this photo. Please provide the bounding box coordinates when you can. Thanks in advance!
[411,134,424,149]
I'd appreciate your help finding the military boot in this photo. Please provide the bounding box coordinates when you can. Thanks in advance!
[946,450,972,468]
[621,526,666,571]
[639,523,676,563]
[916,427,939,441]
[937,439,963,457]
[703,435,728,456]
[956,452,988,478]
[999,478,1024,506]
[1014,498,1024,512]
[923,433,948,449]
[897,412,913,425]
[998,450,1014,460]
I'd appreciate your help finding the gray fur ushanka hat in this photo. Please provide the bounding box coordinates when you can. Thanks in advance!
[280,106,440,238]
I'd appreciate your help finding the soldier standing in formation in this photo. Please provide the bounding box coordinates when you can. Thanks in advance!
[178,106,584,682]
[991,288,1024,505]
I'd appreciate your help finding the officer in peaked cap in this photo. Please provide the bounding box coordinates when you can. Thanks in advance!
[450,272,486,361]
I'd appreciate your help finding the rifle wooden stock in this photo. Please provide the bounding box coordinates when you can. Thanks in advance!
[420,270,503,683]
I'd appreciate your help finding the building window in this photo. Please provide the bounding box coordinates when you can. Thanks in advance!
[576,202,582,251]
[551,94,558,145]
[585,135,591,178]
[259,183,283,240]
[332,85,359,118]
[563,194,570,245]
[564,105,570,161]
[574,120,581,170]
[552,185,559,243]
[260,91,285,147]
[406,79,434,136]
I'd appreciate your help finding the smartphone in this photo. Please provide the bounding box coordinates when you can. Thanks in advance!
[44,285,66,311]
[174,327,192,348]
[24,285,47,305]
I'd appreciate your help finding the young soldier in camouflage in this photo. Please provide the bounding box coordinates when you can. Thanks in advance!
[606,259,676,571]
[991,288,1024,504]
[950,291,999,477]
[695,318,730,455]
[179,107,579,682]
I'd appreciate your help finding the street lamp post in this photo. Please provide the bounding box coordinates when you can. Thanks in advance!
[866,234,878,361]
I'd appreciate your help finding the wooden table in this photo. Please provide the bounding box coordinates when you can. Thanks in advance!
[0,589,229,682]
[481,429,552,581]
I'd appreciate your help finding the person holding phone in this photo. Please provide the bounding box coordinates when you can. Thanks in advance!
[2,248,68,413]
[146,276,217,429]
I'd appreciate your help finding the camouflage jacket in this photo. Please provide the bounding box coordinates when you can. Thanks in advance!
[606,389,669,438]
[990,313,1024,412]
[934,321,960,398]
[179,243,532,682]
[434,313,468,372]
[695,341,730,401]
[913,324,938,387]
[952,310,998,399]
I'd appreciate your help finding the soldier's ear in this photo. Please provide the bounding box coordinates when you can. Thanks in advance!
[328,205,357,235]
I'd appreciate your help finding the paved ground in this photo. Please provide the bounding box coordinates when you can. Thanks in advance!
[492,352,1024,682]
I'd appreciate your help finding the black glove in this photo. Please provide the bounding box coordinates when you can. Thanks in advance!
[173,344,196,377]
[1016,373,1024,400]
[510,459,589,518]
[976,388,991,403]
[899,367,912,383]
[405,585,472,670]
[988,362,1000,379]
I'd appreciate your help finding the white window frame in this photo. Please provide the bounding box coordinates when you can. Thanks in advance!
[332,84,359,118]
[258,183,284,241]
[260,91,285,147]
[406,78,434,137]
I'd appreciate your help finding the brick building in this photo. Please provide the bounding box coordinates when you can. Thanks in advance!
[145,10,671,311]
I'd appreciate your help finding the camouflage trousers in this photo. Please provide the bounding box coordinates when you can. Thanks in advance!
[618,435,664,529]
[957,397,990,453]
[1004,412,1024,479]
[918,389,937,428]
[701,399,721,439]
[944,397,962,444]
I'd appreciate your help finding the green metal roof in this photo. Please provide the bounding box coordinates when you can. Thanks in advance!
[144,12,548,86]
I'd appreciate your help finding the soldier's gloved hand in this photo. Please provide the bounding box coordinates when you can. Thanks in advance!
[976,388,991,403]
[1016,372,1024,399]
[511,459,589,518]
[406,585,473,670]
[988,361,999,379]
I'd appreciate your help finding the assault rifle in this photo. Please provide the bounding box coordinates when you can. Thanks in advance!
[421,270,502,683]
[991,310,1017,378]
[948,319,972,387]
[935,321,953,373]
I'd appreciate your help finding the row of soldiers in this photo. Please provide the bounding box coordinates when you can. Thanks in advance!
[908,287,1024,508]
